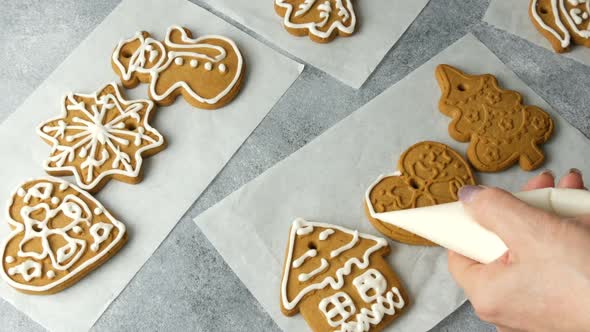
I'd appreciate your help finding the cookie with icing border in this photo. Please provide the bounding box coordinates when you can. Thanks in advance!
[529,0,590,53]
[112,25,245,109]
[274,0,357,43]
[281,218,408,332]
[436,64,554,172]
[37,82,165,193]
[1,178,127,294]
[365,141,476,246]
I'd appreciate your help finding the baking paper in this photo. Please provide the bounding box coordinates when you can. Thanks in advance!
[195,33,590,332]
[197,0,431,89]
[484,0,590,66]
[0,0,302,330]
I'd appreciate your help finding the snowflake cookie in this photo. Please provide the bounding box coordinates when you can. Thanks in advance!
[112,25,245,110]
[37,83,165,193]
[275,0,357,43]
[1,178,126,294]
[436,64,554,172]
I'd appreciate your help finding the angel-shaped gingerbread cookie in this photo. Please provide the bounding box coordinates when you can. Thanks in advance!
[0,178,126,294]
[275,0,357,43]
[37,83,165,193]
[529,0,590,53]
[365,141,476,246]
[435,64,554,172]
[112,25,245,109]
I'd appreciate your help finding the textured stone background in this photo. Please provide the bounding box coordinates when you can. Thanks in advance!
[1,0,589,330]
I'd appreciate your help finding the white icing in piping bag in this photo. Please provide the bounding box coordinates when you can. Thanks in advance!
[366,188,590,264]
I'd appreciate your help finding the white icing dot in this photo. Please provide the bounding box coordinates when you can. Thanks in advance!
[16,188,26,197]
[91,243,99,251]
[59,182,68,191]
[5,256,14,264]
[72,226,83,234]
[219,64,227,73]
[205,62,213,71]
[94,207,103,215]
[175,57,184,66]
[190,59,198,68]
[46,270,55,279]
[66,136,74,142]
[51,197,60,205]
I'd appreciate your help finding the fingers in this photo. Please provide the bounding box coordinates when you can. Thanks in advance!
[447,250,484,293]
[557,169,584,189]
[458,186,555,246]
[522,170,554,191]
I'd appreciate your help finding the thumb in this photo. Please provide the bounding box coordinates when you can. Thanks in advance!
[457,186,557,248]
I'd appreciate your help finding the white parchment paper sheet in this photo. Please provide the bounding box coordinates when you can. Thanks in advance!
[198,0,430,89]
[195,33,590,332]
[484,0,590,66]
[0,0,302,330]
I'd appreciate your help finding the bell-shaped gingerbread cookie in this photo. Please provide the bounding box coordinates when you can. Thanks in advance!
[0,178,127,294]
[281,219,408,332]
[529,0,590,53]
[365,141,476,246]
[436,64,554,172]
[112,25,245,110]
[274,0,357,43]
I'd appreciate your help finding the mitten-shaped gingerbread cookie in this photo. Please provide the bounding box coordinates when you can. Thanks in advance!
[37,83,165,193]
[529,0,590,53]
[436,64,554,172]
[275,0,356,43]
[281,218,408,332]
[1,178,126,294]
[365,141,476,246]
[112,25,245,109]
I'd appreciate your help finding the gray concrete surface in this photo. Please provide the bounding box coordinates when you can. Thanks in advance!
[2,0,590,331]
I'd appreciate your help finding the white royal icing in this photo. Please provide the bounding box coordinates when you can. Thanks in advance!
[37,83,164,192]
[292,249,317,268]
[319,229,335,240]
[0,178,126,293]
[298,258,329,282]
[531,0,590,48]
[190,59,198,68]
[89,222,113,252]
[319,292,356,328]
[112,25,244,105]
[275,0,356,40]
[280,218,388,311]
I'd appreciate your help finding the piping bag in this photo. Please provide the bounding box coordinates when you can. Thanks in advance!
[366,187,590,264]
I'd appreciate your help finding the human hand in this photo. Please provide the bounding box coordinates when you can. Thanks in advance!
[448,169,590,332]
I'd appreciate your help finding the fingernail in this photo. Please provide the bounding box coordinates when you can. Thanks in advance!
[568,168,582,176]
[540,169,555,179]
[458,185,484,203]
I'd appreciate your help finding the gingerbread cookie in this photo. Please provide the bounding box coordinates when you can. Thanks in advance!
[37,83,165,193]
[0,178,126,294]
[281,218,408,332]
[112,25,245,109]
[529,0,590,53]
[435,64,554,172]
[365,142,476,246]
[275,0,356,43]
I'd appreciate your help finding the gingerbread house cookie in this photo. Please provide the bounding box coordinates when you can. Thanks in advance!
[0,178,126,294]
[281,218,408,332]
[112,25,245,109]
[365,141,476,246]
[529,0,590,53]
[436,64,554,172]
[275,0,357,43]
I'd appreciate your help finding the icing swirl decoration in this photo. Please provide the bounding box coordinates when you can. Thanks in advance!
[275,0,356,43]
[530,0,590,52]
[37,82,165,193]
[0,178,126,294]
[112,25,245,110]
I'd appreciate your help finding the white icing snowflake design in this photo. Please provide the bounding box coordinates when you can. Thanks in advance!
[37,83,164,192]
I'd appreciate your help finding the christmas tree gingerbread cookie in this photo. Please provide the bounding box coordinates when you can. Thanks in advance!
[281,218,408,332]
[529,0,590,53]
[112,25,245,109]
[275,0,357,43]
[0,178,126,294]
[436,64,554,172]
[365,141,476,246]
[37,82,165,193]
